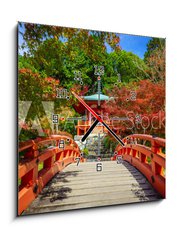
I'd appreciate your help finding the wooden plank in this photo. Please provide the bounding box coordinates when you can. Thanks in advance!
[49,178,148,189]
[41,182,154,195]
[28,185,158,208]
[25,195,159,215]
[24,161,160,215]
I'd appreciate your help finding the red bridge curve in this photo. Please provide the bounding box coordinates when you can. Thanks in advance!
[113,134,165,198]
[18,133,165,215]
[18,134,85,215]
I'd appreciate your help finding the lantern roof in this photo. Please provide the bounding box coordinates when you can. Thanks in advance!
[83,93,109,101]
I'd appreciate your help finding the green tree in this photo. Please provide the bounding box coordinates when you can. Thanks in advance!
[103,51,147,89]
[144,38,165,82]
[20,22,121,56]
[144,38,165,62]
[18,55,37,72]
[19,22,120,91]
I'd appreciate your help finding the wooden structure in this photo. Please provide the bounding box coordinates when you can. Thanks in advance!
[18,134,166,215]
[73,93,111,135]
[113,134,165,198]
[24,161,160,214]
[18,134,84,215]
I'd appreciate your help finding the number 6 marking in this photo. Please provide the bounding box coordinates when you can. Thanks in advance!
[96,162,102,171]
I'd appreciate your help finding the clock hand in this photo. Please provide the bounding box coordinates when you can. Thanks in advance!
[72,91,125,146]
[82,119,99,142]
[100,121,124,146]
[72,91,102,122]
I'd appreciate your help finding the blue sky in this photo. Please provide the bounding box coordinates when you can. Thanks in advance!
[18,24,25,55]
[119,33,152,59]
[18,23,151,59]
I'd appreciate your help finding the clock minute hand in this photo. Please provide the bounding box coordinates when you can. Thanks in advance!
[100,121,124,146]
[72,91,125,146]
[72,91,103,122]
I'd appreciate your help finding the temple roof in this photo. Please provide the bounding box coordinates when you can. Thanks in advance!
[83,93,109,101]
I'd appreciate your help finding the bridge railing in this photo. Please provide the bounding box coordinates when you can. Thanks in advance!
[18,134,84,215]
[112,134,165,198]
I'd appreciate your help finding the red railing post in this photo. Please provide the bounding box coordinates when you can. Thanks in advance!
[18,134,84,215]
[114,134,165,198]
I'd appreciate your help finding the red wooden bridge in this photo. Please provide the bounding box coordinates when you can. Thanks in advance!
[18,134,165,215]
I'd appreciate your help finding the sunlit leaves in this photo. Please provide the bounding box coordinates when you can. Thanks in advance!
[144,38,165,82]
[103,80,165,137]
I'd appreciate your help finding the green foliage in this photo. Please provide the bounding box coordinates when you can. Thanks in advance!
[104,51,147,86]
[19,23,149,94]
[21,23,121,56]
[144,38,165,62]
[144,38,165,82]
[58,120,76,137]
[18,23,165,141]
[19,128,39,141]
[32,38,63,78]
[83,148,89,156]
[19,23,121,91]
[103,136,117,152]
[18,68,43,101]
[38,162,44,171]
[18,55,38,72]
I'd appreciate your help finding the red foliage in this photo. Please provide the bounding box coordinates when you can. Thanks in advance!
[19,68,60,100]
[71,84,89,96]
[103,80,165,137]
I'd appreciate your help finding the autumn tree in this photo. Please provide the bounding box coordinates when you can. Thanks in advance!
[20,22,121,55]
[103,80,165,138]
[18,22,166,141]
[144,38,165,82]
[19,22,122,91]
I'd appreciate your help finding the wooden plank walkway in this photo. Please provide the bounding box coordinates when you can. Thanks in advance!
[24,161,161,215]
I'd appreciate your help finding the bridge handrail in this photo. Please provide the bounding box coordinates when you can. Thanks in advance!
[18,134,83,215]
[113,134,165,198]
[122,134,165,147]
[19,134,78,152]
